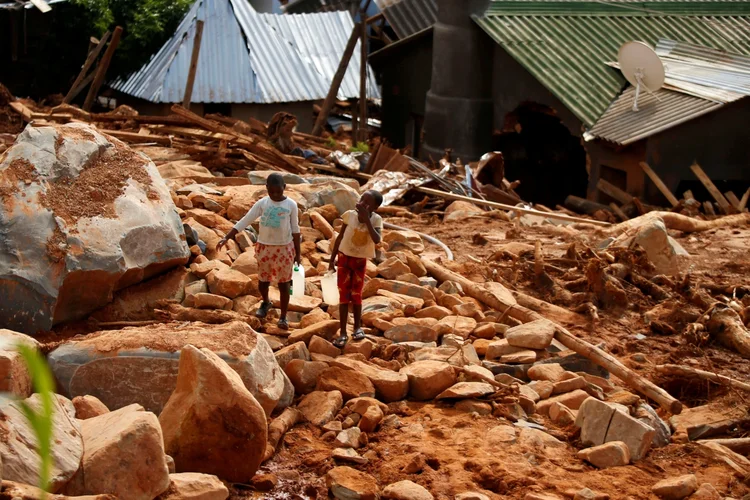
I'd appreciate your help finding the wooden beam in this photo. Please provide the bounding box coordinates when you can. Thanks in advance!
[597,178,634,205]
[65,72,96,107]
[740,188,750,212]
[182,20,205,109]
[725,191,742,212]
[365,12,384,24]
[9,102,33,122]
[64,31,111,104]
[101,129,173,145]
[311,23,361,136]
[609,203,629,221]
[358,20,368,143]
[640,162,679,207]
[83,26,122,111]
[704,201,716,216]
[690,163,734,214]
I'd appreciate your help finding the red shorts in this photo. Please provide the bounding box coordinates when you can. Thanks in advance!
[337,252,367,305]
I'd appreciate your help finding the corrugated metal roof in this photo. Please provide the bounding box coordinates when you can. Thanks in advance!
[0,0,66,10]
[261,11,380,99]
[584,86,724,144]
[376,0,437,39]
[476,1,750,127]
[113,0,379,104]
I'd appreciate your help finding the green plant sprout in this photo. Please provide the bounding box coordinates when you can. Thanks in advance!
[350,142,369,154]
[325,136,337,149]
[17,344,55,499]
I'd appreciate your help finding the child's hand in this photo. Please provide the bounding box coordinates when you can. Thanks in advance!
[356,202,368,223]
[216,237,229,251]
[328,255,336,273]
[294,250,301,265]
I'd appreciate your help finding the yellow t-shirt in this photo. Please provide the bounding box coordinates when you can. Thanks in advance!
[338,210,382,259]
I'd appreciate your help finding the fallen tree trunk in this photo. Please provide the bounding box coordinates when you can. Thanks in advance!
[656,364,750,392]
[707,305,750,358]
[263,407,303,462]
[607,212,750,236]
[698,438,750,455]
[422,257,683,414]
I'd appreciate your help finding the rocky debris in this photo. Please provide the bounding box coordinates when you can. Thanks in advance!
[2,481,116,500]
[378,257,411,280]
[505,319,556,350]
[382,480,433,500]
[309,335,342,357]
[48,321,290,417]
[524,494,561,500]
[326,466,379,500]
[0,124,189,334]
[611,216,689,275]
[572,488,608,500]
[552,375,587,395]
[0,330,41,397]
[415,306,452,321]
[317,366,376,401]
[486,425,517,444]
[456,399,492,415]
[669,404,744,443]
[0,394,83,492]
[576,397,655,461]
[330,357,409,403]
[384,325,438,344]
[289,320,340,344]
[192,293,232,310]
[399,361,457,401]
[333,448,369,465]
[206,268,251,299]
[436,382,495,400]
[157,473,229,500]
[358,405,385,433]
[298,391,344,426]
[577,441,630,468]
[690,483,720,500]
[274,341,310,370]
[72,395,110,419]
[536,390,590,416]
[344,339,375,359]
[528,363,566,382]
[635,403,671,448]
[285,359,329,395]
[158,345,267,483]
[334,427,363,449]
[65,404,170,500]
[651,475,698,500]
[433,316,477,339]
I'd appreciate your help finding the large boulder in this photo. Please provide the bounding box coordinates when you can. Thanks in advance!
[0,123,189,334]
[0,329,41,397]
[159,346,267,483]
[0,394,83,492]
[65,404,170,500]
[610,215,689,275]
[48,321,290,417]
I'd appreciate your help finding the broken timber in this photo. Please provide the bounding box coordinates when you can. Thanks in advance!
[690,163,734,214]
[182,20,205,109]
[597,178,633,205]
[422,258,683,414]
[656,364,750,392]
[64,30,111,104]
[83,26,123,111]
[640,162,680,207]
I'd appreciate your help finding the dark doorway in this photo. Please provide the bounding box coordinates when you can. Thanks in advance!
[491,102,588,206]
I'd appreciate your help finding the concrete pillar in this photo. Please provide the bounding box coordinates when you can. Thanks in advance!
[422,0,493,162]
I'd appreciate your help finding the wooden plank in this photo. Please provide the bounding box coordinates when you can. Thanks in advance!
[725,191,742,212]
[597,178,634,205]
[9,102,33,122]
[609,203,629,221]
[101,129,172,145]
[704,201,717,216]
[690,163,733,214]
[64,30,111,104]
[740,188,750,211]
[632,197,648,216]
[83,26,122,111]
[182,20,205,108]
[311,23,361,136]
[358,20,368,143]
[640,162,679,207]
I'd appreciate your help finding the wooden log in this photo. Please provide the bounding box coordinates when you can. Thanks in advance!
[704,201,717,216]
[740,188,750,211]
[707,305,750,358]
[606,211,750,235]
[655,364,750,392]
[565,195,613,216]
[725,191,742,212]
[640,162,679,207]
[263,407,303,462]
[182,20,205,108]
[101,129,173,145]
[422,257,683,414]
[64,31,111,104]
[358,20,368,143]
[609,203,629,221]
[312,22,361,136]
[597,178,634,205]
[691,163,734,214]
[697,438,750,455]
[83,26,122,111]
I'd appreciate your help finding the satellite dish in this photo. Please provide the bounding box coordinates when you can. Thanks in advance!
[618,41,665,111]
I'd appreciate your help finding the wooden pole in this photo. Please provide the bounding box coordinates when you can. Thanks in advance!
[740,187,750,211]
[182,20,205,109]
[83,26,122,112]
[358,20,368,143]
[656,364,750,392]
[311,22,361,136]
[64,31,111,104]
[640,162,679,207]
[597,178,634,205]
[690,163,734,214]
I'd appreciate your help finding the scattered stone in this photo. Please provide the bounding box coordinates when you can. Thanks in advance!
[441,334,465,348]
[274,341,310,370]
[460,365,497,385]
[690,483,720,500]
[456,494,491,500]
[505,319,556,350]
[250,473,278,492]
[309,335,342,357]
[0,330,41,397]
[573,488,609,500]
[193,293,232,310]
[72,395,110,419]
[285,359,329,395]
[669,404,744,442]
[524,494,562,500]
[612,215,689,275]
[385,325,439,343]
[382,480,433,500]
[326,466,379,500]
[330,357,409,403]
[635,403,671,448]
[436,382,495,400]
[415,306,452,320]
[324,421,344,432]
[528,363,566,382]
[359,405,385,432]
[473,339,492,356]
[159,346,267,483]
[536,390,590,416]
[577,441,630,468]
[66,404,169,500]
[487,425,517,444]
[500,350,537,364]
[1,395,83,493]
[333,448,369,465]
[335,427,363,449]
[452,302,484,321]
[483,361,531,380]
[344,339,376,359]
[605,408,656,461]
[652,475,698,500]
[348,397,389,417]
[485,339,527,360]
[206,268,251,299]
[3,481,115,500]
[317,366,376,401]
[400,360,457,401]
[438,281,463,294]
[158,473,229,500]
[549,402,576,425]
[552,375,587,395]
[576,397,617,446]
[433,316,477,339]
[518,427,566,450]
[455,399,493,415]
[472,323,498,340]
[288,320,340,344]
[378,257,412,280]
[298,391,344,426]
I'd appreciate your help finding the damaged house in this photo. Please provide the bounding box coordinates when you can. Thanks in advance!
[110,0,380,132]
[370,0,750,207]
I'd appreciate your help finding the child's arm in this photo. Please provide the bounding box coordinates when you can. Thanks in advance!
[328,224,347,272]
[291,201,301,264]
[358,205,381,245]
[218,200,264,250]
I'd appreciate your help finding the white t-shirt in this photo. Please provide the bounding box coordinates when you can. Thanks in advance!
[338,210,382,259]
[233,196,299,246]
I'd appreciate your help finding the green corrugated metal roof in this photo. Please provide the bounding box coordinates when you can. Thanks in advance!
[476,1,750,126]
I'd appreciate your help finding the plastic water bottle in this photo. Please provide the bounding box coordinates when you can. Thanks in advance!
[291,264,305,298]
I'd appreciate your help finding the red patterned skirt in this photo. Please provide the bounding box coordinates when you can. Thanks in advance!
[255,242,295,284]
